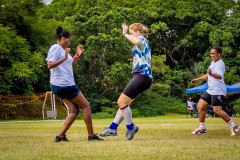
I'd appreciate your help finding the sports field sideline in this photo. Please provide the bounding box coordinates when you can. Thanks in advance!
[0,115,240,160]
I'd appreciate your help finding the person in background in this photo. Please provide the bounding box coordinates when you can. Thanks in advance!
[229,104,236,117]
[224,103,232,116]
[193,103,198,118]
[186,96,194,118]
[46,26,103,142]
[207,106,215,118]
[191,46,239,136]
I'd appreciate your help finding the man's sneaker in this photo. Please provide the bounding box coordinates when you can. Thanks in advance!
[231,125,239,136]
[54,135,69,142]
[88,134,104,141]
[192,128,207,135]
[98,128,117,136]
[126,125,138,140]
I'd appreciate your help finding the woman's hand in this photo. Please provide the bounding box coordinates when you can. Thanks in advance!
[48,48,70,69]
[76,45,85,57]
[207,69,212,75]
[191,79,198,84]
[65,48,71,59]
[122,23,128,34]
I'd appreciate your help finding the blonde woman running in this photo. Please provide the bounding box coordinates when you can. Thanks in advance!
[99,23,153,140]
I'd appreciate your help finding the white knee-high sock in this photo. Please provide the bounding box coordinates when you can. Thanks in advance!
[227,118,235,127]
[113,108,124,124]
[109,108,124,129]
[121,105,133,125]
[200,121,205,129]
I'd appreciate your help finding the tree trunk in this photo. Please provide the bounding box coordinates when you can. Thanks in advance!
[180,46,188,68]
[163,33,178,65]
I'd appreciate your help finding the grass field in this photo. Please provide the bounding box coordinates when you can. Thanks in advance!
[0,114,240,160]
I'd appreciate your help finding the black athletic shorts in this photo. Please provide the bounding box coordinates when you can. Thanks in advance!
[50,83,80,100]
[123,73,152,99]
[200,91,225,106]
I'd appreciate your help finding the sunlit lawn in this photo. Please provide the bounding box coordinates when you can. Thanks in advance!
[0,114,240,160]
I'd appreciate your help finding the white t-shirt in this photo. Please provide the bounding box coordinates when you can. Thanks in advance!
[187,100,194,110]
[45,44,75,86]
[207,59,226,96]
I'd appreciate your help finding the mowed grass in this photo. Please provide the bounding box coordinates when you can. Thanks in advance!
[0,115,240,160]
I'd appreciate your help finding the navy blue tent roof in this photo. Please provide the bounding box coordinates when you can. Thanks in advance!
[186,82,240,94]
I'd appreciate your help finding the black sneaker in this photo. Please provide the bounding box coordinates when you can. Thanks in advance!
[54,135,69,142]
[88,134,104,141]
[54,136,62,142]
[62,135,69,141]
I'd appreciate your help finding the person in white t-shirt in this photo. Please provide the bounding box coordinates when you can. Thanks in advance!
[190,46,239,136]
[46,27,103,142]
[186,97,194,118]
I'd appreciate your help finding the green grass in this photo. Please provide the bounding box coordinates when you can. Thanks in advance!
[0,115,240,160]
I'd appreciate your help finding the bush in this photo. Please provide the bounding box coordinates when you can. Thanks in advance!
[131,89,188,117]
[231,98,240,115]
[151,83,171,96]
[88,97,116,113]
[92,112,114,119]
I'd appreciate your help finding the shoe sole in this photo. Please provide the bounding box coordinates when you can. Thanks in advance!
[192,133,206,135]
[98,133,117,137]
[192,131,206,135]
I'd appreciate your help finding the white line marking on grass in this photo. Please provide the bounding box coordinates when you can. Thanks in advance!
[159,124,172,126]
[0,120,64,124]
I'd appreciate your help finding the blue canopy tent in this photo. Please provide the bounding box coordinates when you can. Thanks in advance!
[186,82,240,94]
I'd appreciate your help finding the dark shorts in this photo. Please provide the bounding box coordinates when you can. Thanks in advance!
[50,84,80,100]
[123,73,152,99]
[200,92,225,106]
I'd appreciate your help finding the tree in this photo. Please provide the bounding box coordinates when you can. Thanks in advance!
[0,0,44,40]
[150,0,237,68]
[0,25,45,94]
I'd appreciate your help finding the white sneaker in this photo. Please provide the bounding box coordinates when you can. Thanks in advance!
[98,128,117,136]
[192,128,207,135]
[231,125,239,136]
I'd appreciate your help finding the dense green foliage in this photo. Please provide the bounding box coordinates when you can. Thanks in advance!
[0,0,240,119]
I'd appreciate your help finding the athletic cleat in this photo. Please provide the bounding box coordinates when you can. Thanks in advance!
[98,128,117,136]
[126,125,138,140]
[231,125,239,136]
[54,135,69,142]
[88,134,104,141]
[192,128,207,135]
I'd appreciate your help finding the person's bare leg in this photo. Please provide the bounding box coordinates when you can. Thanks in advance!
[58,100,79,138]
[117,93,134,127]
[213,105,239,136]
[213,106,230,122]
[117,93,134,126]
[118,93,134,108]
[70,92,94,137]
[197,99,209,122]
[110,96,134,125]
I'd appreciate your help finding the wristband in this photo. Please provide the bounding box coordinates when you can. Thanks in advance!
[211,73,213,76]
[75,55,80,59]
[123,33,127,36]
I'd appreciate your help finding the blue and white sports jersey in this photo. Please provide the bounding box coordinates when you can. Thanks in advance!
[132,36,153,80]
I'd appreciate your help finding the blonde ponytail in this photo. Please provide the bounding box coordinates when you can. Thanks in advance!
[143,26,148,38]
